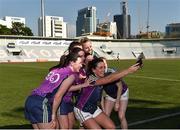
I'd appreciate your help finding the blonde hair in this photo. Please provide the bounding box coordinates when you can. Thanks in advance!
[79,37,90,45]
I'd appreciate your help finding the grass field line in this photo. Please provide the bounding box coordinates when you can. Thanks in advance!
[129,75,180,82]
[128,111,180,126]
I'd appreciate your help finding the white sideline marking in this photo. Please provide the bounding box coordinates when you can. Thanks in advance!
[129,75,180,82]
[128,112,180,126]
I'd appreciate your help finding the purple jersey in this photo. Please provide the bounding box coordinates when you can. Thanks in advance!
[76,85,103,112]
[76,67,86,84]
[31,66,78,98]
[75,74,103,113]
[62,67,86,103]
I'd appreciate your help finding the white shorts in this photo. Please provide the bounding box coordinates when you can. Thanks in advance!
[105,88,129,102]
[73,106,102,123]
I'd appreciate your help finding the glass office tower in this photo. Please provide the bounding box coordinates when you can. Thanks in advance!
[76,6,97,36]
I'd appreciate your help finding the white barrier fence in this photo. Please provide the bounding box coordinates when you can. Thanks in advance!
[0,38,180,63]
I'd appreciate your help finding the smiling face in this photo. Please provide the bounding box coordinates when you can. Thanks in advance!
[92,61,105,78]
[82,41,93,54]
[101,58,108,72]
[70,57,83,72]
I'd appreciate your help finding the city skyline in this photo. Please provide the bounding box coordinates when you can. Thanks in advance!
[0,0,180,37]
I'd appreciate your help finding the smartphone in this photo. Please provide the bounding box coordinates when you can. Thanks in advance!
[136,57,143,66]
[136,52,144,66]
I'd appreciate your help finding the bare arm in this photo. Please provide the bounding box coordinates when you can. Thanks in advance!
[51,75,75,120]
[114,81,123,111]
[68,79,91,92]
[95,63,140,86]
[116,81,123,101]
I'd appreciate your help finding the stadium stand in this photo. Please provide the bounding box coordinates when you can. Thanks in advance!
[0,36,180,63]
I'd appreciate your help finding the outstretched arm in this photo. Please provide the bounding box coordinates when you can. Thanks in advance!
[95,63,140,86]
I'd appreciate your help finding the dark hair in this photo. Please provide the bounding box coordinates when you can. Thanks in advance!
[70,47,83,54]
[99,57,106,60]
[63,52,80,67]
[68,41,82,53]
[49,47,83,71]
[49,52,80,71]
[87,58,104,75]
[85,53,92,58]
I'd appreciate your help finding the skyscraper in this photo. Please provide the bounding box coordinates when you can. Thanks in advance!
[114,1,131,39]
[76,6,97,36]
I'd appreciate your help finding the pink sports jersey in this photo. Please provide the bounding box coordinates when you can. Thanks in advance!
[32,66,78,97]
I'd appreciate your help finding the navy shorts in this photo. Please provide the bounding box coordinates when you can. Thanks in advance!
[58,100,74,115]
[24,95,52,124]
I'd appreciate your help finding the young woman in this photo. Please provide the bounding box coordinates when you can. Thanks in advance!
[79,37,99,58]
[101,57,129,129]
[73,58,140,129]
[24,52,86,129]
[55,47,87,129]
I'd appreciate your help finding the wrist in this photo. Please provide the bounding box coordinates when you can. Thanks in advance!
[52,114,56,120]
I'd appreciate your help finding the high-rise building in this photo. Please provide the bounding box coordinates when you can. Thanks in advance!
[38,16,67,38]
[76,6,97,36]
[0,16,25,28]
[113,1,131,39]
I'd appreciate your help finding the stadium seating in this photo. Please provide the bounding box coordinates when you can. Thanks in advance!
[0,37,180,63]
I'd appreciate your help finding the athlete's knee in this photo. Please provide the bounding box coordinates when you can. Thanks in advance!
[60,124,69,129]
[106,122,116,129]
[109,124,116,129]
[59,120,69,129]
[119,112,126,120]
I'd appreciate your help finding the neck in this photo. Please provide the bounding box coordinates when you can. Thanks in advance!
[69,65,74,72]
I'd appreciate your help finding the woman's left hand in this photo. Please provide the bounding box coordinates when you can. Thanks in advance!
[114,100,120,111]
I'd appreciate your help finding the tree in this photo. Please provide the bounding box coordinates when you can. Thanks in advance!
[0,22,33,36]
[11,22,33,36]
[22,26,33,36]
[0,24,11,35]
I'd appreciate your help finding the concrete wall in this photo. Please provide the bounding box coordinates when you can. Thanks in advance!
[0,35,180,62]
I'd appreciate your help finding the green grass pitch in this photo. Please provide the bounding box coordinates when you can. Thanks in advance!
[0,59,180,129]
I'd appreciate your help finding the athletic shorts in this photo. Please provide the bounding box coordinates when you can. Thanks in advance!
[105,88,129,102]
[24,95,52,124]
[58,100,74,115]
[73,106,102,123]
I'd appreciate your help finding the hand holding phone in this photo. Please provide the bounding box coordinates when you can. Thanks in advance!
[136,57,143,66]
[135,52,144,66]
